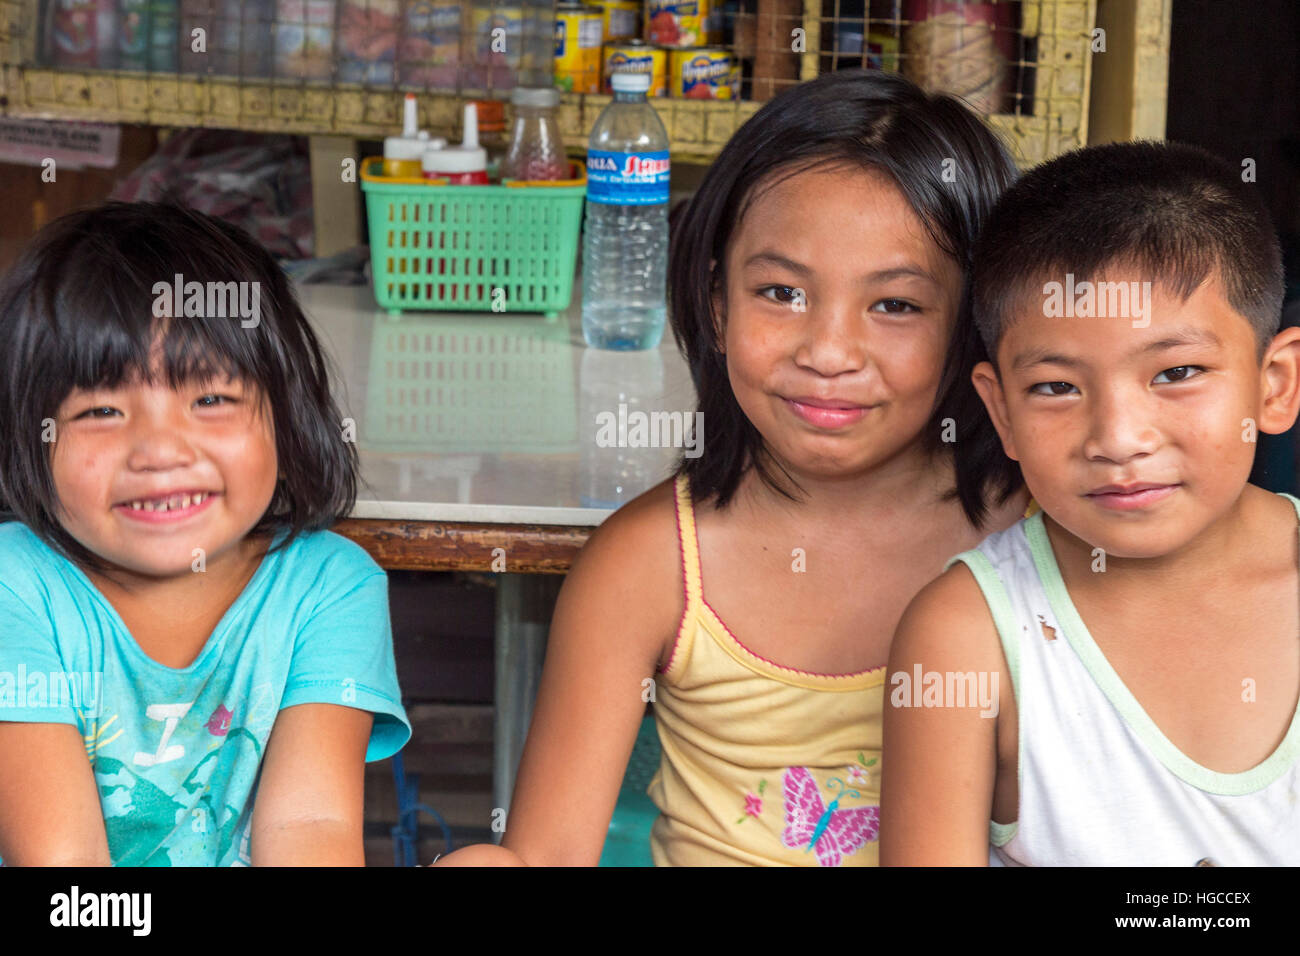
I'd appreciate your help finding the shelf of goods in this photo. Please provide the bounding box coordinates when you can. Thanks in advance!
[0,0,1173,167]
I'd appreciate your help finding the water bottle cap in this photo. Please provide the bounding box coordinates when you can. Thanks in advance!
[512,86,561,108]
[611,72,651,93]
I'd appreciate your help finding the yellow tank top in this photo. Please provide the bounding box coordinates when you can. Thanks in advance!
[647,473,885,866]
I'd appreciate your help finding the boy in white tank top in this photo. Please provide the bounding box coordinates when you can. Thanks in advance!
[880,141,1300,866]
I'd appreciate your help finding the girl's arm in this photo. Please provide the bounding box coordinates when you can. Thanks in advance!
[0,723,112,865]
[879,564,1003,866]
[250,703,373,865]
[494,485,682,866]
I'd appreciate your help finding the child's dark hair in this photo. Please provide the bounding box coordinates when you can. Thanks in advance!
[668,69,1021,528]
[0,200,356,572]
[971,140,1285,362]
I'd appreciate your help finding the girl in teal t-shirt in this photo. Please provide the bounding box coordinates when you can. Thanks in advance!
[0,201,410,865]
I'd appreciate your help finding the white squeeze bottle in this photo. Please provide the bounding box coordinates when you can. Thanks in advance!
[581,71,670,350]
[423,103,489,185]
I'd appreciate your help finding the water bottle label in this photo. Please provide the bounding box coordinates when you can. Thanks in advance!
[586,150,670,205]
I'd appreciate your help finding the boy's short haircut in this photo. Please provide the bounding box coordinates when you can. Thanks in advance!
[0,200,357,573]
[971,140,1285,363]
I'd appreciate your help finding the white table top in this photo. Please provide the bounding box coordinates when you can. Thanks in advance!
[296,283,698,525]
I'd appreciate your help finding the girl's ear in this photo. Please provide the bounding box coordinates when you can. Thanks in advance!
[1258,326,1300,435]
[971,361,1020,462]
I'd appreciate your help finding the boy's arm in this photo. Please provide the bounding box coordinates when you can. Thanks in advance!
[250,703,372,866]
[0,722,112,865]
[880,563,1004,866]
[494,485,680,866]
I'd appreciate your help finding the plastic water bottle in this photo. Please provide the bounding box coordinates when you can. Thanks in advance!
[582,71,670,350]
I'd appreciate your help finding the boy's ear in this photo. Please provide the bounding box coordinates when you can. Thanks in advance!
[971,361,1020,461]
[1257,326,1300,434]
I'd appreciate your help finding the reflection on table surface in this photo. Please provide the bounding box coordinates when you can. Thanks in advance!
[296,283,698,525]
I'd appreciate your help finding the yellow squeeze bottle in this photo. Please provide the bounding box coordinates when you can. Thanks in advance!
[384,93,438,178]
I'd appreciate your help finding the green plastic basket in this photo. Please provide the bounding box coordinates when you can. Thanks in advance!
[359,157,586,317]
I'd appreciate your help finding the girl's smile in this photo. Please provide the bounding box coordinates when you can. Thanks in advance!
[112,489,221,523]
[782,397,877,430]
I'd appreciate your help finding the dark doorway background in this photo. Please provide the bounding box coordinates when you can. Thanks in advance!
[1167,0,1300,494]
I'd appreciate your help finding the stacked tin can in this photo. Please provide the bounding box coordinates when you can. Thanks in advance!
[554,0,738,100]
[554,2,603,93]
[645,0,736,99]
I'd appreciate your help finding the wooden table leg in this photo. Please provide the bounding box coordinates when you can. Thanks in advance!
[308,134,361,257]
[492,573,564,840]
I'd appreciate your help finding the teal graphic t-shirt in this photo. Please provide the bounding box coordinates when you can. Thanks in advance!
[0,522,411,866]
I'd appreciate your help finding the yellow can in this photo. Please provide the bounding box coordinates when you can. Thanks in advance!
[670,47,736,99]
[555,2,604,94]
[645,0,710,49]
[590,0,640,42]
[603,40,668,96]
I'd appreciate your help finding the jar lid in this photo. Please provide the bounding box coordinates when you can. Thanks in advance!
[512,86,561,108]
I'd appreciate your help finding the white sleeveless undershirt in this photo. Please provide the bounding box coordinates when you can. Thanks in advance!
[948,495,1300,866]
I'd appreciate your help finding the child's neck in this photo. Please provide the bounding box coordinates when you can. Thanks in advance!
[740,441,953,525]
[83,535,269,668]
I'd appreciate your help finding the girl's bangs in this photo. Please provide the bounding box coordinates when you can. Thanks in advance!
[38,253,260,395]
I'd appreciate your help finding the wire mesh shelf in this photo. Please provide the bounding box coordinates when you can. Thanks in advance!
[2,0,1095,164]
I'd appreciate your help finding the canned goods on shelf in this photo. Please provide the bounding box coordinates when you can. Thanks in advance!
[590,0,641,42]
[555,2,605,94]
[465,7,521,89]
[670,47,737,99]
[603,40,668,96]
[645,0,714,49]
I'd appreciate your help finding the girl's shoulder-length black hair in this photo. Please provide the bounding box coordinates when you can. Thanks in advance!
[668,68,1022,527]
[0,199,356,573]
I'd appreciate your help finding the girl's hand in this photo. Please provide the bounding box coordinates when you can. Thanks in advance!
[250,703,373,866]
[879,564,1004,866]
[429,844,527,866]
[0,722,111,865]
[500,480,681,866]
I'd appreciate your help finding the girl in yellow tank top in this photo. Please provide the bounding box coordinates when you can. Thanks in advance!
[650,472,887,865]
[437,71,1027,868]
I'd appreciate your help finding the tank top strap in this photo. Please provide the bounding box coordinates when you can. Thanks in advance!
[673,472,704,612]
